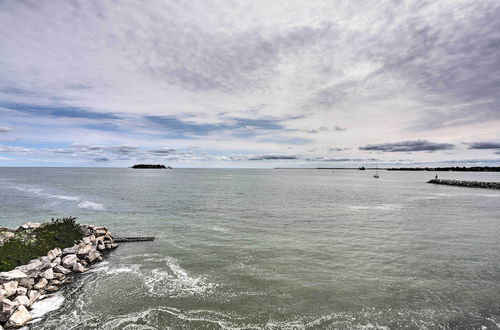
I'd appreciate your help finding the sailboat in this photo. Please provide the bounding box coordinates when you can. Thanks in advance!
[373,166,380,178]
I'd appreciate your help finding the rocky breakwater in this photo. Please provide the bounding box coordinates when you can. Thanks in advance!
[0,224,117,328]
[427,179,500,189]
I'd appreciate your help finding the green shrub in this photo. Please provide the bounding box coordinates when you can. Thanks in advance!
[0,217,84,271]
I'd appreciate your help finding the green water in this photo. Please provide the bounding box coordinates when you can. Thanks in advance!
[0,168,499,329]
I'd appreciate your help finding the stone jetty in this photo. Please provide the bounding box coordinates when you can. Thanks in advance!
[0,224,118,328]
[427,179,500,189]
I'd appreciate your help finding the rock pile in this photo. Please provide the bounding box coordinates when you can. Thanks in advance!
[0,224,117,328]
[427,179,500,189]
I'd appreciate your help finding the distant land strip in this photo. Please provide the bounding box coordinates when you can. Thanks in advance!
[387,166,500,172]
[275,167,500,171]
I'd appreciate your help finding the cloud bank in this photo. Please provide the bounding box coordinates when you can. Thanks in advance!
[0,0,499,167]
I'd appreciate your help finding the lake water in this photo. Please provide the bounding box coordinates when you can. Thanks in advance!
[0,168,499,329]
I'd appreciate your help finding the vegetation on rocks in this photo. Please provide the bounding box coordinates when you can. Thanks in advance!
[0,217,84,272]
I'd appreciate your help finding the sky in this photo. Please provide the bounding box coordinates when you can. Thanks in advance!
[0,0,499,168]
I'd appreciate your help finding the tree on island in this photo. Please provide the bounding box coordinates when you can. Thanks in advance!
[131,164,172,169]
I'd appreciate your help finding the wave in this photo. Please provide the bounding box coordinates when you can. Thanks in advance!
[346,204,401,211]
[12,186,109,210]
[14,186,80,201]
[77,201,105,210]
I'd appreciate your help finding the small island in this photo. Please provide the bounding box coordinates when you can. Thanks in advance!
[131,164,172,169]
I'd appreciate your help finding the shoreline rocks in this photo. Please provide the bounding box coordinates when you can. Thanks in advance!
[0,224,118,328]
[427,179,500,189]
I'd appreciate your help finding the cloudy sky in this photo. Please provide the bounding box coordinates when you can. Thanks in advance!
[1,0,499,167]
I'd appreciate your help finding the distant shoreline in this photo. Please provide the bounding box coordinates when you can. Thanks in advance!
[274,166,500,172]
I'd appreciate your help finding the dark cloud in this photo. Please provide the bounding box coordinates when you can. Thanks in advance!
[146,115,286,137]
[0,102,120,120]
[468,142,500,149]
[259,137,312,145]
[0,126,12,133]
[248,155,299,160]
[94,157,109,162]
[360,140,454,152]
[328,147,347,152]
[149,148,177,155]
[334,126,346,131]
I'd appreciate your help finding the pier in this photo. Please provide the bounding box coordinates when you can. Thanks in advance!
[427,179,500,189]
[114,236,155,242]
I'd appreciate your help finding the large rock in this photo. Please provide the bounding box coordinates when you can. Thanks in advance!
[94,227,107,237]
[47,248,62,260]
[45,285,59,293]
[16,287,27,296]
[85,250,101,264]
[51,256,61,268]
[72,263,87,273]
[53,265,71,275]
[53,272,65,281]
[49,280,61,286]
[79,224,93,236]
[41,268,54,280]
[6,305,32,328]
[33,278,48,290]
[0,270,27,285]
[16,258,50,277]
[77,244,92,258]
[17,277,31,289]
[1,282,18,297]
[28,290,40,306]
[1,298,18,315]
[62,254,78,268]
[97,242,106,251]
[13,295,30,307]
[62,245,79,256]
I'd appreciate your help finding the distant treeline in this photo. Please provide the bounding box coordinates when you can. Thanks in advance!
[131,164,172,169]
[387,166,500,172]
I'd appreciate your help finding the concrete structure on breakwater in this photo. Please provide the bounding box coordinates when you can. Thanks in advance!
[427,179,500,189]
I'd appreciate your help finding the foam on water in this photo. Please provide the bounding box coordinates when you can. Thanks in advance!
[142,256,217,297]
[28,293,65,324]
[14,186,80,201]
[346,204,402,211]
[78,201,105,210]
[97,254,217,298]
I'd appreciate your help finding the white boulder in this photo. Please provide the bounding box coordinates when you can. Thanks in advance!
[62,254,78,268]
[6,305,32,328]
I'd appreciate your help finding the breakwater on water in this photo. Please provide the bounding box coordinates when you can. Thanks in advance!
[0,223,118,328]
[427,179,500,189]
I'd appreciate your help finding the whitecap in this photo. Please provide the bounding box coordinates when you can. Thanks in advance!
[347,204,401,211]
[142,256,217,297]
[78,201,105,210]
[13,186,80,202]
[48,194,80,201]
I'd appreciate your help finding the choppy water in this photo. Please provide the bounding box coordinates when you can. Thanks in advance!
[0,168,499,329]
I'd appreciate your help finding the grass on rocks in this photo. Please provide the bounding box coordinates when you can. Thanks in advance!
[0,217,83,271]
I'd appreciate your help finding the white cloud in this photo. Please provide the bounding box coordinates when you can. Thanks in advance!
[0,0,499,166]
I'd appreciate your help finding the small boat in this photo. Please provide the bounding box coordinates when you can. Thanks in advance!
[373,166,380,178]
